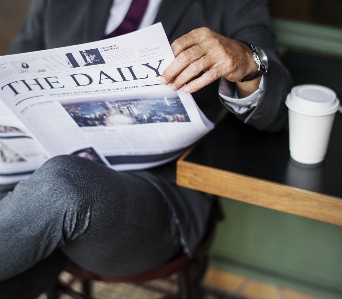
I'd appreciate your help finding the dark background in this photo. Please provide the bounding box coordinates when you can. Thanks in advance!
[1,0,342,56]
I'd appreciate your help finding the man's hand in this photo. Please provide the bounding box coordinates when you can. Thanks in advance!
[161,27,260,97]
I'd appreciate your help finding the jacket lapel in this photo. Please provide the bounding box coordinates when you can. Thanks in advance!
[86,0,114,42]
[83,0,193,42]
[154,0,193,39]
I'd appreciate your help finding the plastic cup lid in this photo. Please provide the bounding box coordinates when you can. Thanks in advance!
[286,85,340,116]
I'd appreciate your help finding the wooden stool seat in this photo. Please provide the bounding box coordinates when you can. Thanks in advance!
[64,249,202,284]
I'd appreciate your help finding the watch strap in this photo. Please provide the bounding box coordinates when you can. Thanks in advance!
[239,70,263,82]
[239,41,266,82]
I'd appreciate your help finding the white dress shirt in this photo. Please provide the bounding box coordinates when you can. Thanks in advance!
[105,0,265,113]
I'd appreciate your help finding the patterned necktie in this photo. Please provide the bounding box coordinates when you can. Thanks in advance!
[103,0,149,39]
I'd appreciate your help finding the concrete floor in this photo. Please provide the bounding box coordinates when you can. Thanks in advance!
[35,269,323,299]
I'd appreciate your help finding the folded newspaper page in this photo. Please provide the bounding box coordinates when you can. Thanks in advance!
[0,23,214,185]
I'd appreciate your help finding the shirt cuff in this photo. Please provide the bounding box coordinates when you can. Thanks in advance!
[219,76,265,114]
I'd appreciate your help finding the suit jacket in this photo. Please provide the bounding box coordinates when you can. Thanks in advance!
[10,0,293,255]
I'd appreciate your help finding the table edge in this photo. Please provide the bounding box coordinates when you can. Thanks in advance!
[176,158,342,227]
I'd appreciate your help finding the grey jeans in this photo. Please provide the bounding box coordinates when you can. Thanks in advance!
[0,155,182,298]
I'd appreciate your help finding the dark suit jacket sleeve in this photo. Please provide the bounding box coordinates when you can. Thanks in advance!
[10,0,112,54]
[221,0,293,132]
[10,0,47,54]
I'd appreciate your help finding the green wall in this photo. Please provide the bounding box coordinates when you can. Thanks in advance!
[273,18,342,58]
[210,199,342,298]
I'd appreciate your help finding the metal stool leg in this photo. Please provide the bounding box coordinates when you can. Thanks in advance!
[178,269,193,299]
[52,279,93,299]
[46,283,59,299]
[178,256,208,299]
[82,279,92,298]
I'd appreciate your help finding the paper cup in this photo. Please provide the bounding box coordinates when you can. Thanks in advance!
[285,85,340,164]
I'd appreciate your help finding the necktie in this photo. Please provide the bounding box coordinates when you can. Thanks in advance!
[103,0,149,39]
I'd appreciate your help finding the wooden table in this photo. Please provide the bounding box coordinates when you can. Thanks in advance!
[177,111,342,226]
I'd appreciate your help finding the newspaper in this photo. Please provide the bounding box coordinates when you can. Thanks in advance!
[0,23,214,185]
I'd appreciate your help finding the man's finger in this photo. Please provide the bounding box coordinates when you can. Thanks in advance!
[171,28,210,56]
[162,44,205,84]
[170,55,213,90]
[184,67,223,93]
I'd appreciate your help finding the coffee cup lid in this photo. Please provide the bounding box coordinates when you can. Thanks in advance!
[286,85,340,116]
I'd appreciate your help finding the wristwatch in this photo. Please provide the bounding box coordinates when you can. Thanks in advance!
[239,42,269,82]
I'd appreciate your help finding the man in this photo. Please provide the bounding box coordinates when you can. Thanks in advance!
[0,0,292,297]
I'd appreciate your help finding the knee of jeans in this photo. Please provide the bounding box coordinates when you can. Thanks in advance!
[28,155,124,211]
[41,156,96,236]
[35,155,80,182]
[29,155,97,206]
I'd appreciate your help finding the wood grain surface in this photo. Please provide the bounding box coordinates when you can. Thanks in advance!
[177,156,342,227]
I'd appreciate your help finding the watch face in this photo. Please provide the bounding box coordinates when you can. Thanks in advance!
[256,48,269,69]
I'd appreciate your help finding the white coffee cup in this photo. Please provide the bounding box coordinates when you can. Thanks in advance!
[285,85,340,164]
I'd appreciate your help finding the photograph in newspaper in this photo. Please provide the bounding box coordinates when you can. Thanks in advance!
[60,91,190,128]
[0,141,26,163]
[72,147,106,165]
[66,48,106,68]
[0,101,48,185]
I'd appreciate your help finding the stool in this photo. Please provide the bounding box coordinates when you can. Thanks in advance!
[47,201,222,299]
